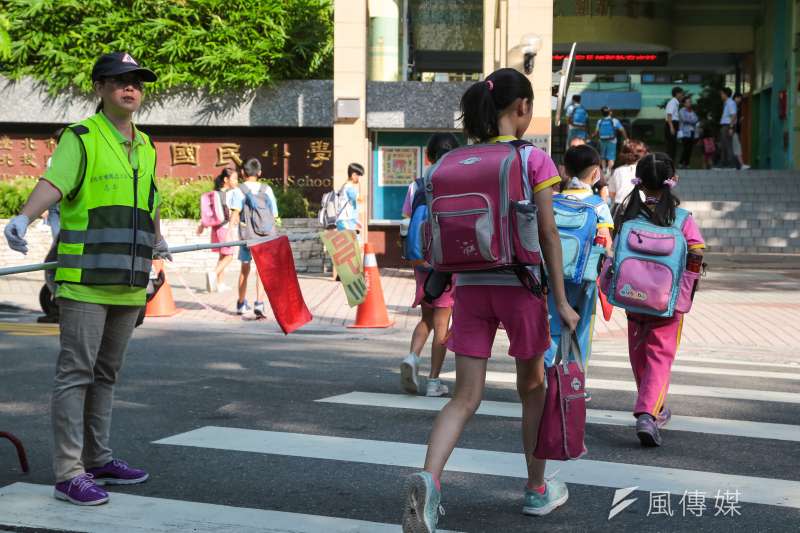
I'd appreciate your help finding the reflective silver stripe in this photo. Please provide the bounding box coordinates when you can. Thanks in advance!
[58,254,151,273]
[59,229,155,247]
[455,272,523,287]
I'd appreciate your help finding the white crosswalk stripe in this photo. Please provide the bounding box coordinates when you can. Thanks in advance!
[593,352,799,369]
[0,483,460,533]
[154,426,800,509]
[586,359,800,381]
[439,371,800,404]
[316,392,800,442]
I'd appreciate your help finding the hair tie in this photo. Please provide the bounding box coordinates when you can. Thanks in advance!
[663,178,676,188]
[486,80,494,91]
[645,196,660,205]
[631,177,642,186]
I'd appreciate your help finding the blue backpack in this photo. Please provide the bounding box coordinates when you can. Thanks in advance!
[571,105,588,127]
[403,178,427,265]
[553,194,606,284]
[598,117,616,140]
[601,208,690,318]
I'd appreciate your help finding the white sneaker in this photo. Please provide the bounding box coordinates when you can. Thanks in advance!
[400,353,420,394]
[206,272,218,293]
[740,164,751,170]
[425,378,449,397]
[217,283,232,293]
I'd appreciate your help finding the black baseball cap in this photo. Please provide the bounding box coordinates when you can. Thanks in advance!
[91,52,157,82]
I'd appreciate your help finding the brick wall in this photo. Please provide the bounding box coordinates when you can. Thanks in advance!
[0,218,326,274]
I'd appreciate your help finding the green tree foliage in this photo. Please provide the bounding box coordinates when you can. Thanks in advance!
[0,0,333,95]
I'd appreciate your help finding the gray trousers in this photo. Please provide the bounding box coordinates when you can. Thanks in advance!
[52,298,141,482]
[718,127,737,168]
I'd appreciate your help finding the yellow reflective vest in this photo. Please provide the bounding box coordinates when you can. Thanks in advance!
[55,114,158,288]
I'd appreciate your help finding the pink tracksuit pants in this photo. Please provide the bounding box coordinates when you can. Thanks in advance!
[626,312,684,417]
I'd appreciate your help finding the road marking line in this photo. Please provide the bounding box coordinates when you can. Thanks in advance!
[316,392,800,442]
[594,352,798,369]
[0,482,458,533]
[154,427,800,509]
[440,371,800,405]
[587,359,800,381]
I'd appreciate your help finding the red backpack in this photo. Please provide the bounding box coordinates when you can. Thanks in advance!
[199,190,229,228]
[423,141,541,272]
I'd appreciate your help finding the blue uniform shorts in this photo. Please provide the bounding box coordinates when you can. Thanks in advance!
[599,139,618,161]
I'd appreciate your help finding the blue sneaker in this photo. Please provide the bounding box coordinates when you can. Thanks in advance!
[236,299,250,315]
[522,479,569,516]
[402,471,443,533]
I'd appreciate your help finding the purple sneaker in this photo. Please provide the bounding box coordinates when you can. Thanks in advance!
[54,473,109,506]
[636,414,663,447]
[86,459,149,485]
[656,406,672,429]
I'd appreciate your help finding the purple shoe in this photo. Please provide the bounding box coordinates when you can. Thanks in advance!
[636,414,663,447]
[86,459,149,485]
[54,473,109,506]
[656,406,672,429]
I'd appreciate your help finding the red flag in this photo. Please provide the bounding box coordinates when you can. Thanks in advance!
[597,278,613,321]
[250,236,313,334]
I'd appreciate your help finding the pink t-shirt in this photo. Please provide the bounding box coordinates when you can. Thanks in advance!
[518,144,562,195]
[402,180,418,218]
[682,213,705,249]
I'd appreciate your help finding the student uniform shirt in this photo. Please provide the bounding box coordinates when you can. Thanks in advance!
[665,97,680,122]
[336,182,360,231]
[228,181,279,217]
[720,98,738,125]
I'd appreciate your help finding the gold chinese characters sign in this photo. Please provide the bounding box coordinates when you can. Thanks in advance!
[0,134,54,174]
[0,132,335,205]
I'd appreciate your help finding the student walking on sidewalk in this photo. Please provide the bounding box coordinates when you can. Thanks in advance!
[4,52,166,505]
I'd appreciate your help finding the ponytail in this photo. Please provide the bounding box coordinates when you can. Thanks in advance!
[95,101,104,113]
[460,68,533,143]
[615,152,680,230]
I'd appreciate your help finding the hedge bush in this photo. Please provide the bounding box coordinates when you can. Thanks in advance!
[0,178,313,219]
[0,0,333,96]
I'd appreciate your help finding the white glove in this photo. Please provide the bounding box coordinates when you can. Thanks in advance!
[153,237,172,261]
[4,215,30,254]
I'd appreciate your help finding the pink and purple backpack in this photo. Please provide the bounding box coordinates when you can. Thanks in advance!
[422,141,542,272]
[200,190,229,228]
[600,207,700,317]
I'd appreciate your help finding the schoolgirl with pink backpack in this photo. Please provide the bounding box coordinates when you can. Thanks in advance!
[600,152,705,447]
[401,68,580,533]
[197,167,238,292]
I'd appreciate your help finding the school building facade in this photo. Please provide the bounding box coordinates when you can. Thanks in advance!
[552,0,799,171]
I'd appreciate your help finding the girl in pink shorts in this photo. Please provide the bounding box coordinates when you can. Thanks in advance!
[402,69,580,533]
[400,133,460,398]
[197,167,238,292]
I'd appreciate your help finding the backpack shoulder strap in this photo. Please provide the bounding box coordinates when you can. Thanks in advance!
[673,207,690,231]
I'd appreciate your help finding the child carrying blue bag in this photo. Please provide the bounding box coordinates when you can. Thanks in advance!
[545,145,614,369]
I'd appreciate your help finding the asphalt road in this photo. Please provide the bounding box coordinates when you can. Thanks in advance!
[0,313,799,533]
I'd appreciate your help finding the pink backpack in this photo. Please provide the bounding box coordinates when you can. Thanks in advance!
[200,190,229,228]
[534,332,588,461]
[423,141,542,272]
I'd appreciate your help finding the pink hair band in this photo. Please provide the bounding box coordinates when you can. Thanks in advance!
[486,80,494,91]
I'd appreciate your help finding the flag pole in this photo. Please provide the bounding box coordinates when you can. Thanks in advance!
[0,234,319,277]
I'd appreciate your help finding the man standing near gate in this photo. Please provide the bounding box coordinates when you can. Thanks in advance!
[4,52,166,506]
[665,86,683,162]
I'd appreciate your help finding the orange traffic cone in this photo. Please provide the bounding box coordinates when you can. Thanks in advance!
[348,243,393,328]
[145,259,181,317]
